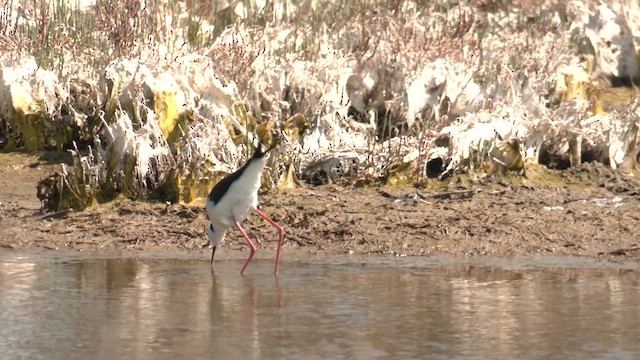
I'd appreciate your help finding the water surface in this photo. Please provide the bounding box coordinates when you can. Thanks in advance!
[0,252,639,359]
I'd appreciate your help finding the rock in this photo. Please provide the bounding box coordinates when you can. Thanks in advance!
[302,154,359,186]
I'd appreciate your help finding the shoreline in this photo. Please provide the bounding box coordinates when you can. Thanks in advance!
[2,153,640,269]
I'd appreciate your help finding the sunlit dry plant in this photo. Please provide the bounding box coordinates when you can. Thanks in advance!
[94,0,146,57]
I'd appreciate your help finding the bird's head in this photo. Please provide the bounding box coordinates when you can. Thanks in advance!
[206,223,226,249]
[252,140,278,159]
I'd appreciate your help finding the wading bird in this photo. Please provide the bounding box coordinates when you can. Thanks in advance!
[205,144,285,275]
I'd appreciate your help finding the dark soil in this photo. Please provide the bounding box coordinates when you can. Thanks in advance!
[2,152,640,263]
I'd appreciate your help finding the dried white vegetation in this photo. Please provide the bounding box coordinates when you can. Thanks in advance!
[1,0,639,210]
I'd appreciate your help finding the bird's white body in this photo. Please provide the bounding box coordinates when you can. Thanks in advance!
[204,146,285,275]
[205,156,266,238]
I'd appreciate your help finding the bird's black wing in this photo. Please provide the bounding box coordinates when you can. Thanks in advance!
[208,144,273,204]
[207,166,247,204]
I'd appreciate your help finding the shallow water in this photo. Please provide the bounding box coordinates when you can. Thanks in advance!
[0,253,639,360]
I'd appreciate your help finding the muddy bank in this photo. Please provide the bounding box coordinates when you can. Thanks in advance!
[1,152,640,263]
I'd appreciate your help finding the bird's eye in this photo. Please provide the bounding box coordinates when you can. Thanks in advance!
[209,224,214,232]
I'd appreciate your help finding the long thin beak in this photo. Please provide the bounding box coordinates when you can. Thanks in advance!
[210,246,216,266]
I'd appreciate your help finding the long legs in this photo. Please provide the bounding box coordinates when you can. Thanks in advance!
[255,209,285,275]
[234,209,285,275]
[235,221,256,275]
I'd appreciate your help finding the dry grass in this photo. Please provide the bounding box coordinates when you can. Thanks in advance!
[2,0,615,204]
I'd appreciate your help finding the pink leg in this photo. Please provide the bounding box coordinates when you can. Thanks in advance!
[235,221,256,275]
[255,209,285,275]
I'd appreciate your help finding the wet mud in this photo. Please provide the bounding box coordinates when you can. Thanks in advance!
[1,152,640,264]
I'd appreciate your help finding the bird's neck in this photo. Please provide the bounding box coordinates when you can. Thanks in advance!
[239,157,268,192]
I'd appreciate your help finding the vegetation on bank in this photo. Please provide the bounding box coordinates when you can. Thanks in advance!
[1,1,639,211]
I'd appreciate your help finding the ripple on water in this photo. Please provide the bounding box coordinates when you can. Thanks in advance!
[0,253,638,360]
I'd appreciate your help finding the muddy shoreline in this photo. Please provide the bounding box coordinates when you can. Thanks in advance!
[1,152,640,265]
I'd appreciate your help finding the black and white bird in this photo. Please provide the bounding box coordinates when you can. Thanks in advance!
[205,143,285,275]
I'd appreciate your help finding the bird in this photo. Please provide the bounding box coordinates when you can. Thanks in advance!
[205,143,285,275]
